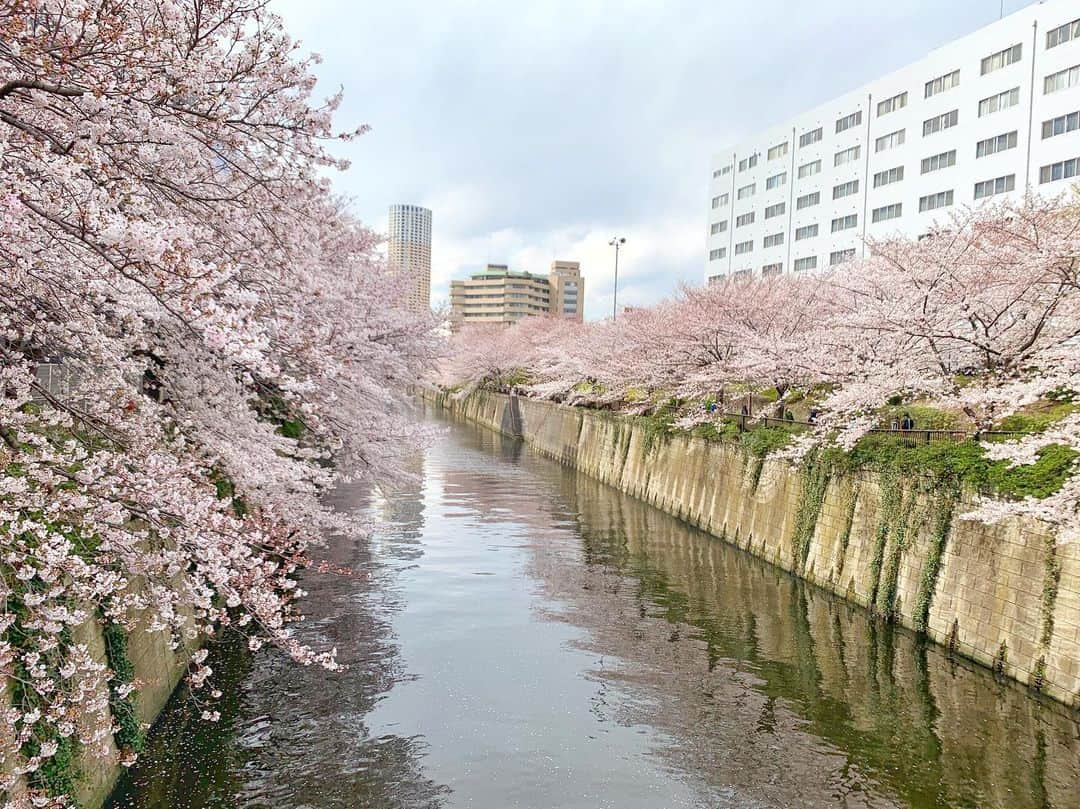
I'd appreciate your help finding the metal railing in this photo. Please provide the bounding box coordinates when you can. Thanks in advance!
[706,409,1031,445]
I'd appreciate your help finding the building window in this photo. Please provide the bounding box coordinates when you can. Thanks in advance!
[919,190,954,211]
[1043,111,1080,139]
[797,159,821,179]
[734,240,753,256]
[832,179,859,199]
[712,165,732,178]
[874,129,905,152]
[762,263,782,276]
[764,232,784,248]
[1039,157,1080,184]
[981,43,1022,75]
[765,171,787,190]
[873,166,905,187]
[978,86,1020,116]
[830,249,856,266]
[765,202,786,219]
[877,91,908,117]
[793,256,817,272]
[736,211,755,227]
[922,109,959,136]
[834,145,861,167]
[709,248,727,261]
[1045,64,1080,94]
[976,131,1018,157]
[737,183,755,200]
[871,203,903,223]
[707,273,725,285]
[709,220,728,235]
[925,69,960,98]
[767,141,789,161]
[1047,18,1080,49]
[738,154,759,171]
[795,224,819,241]
[831,214,858,233]
[836,110,862,133]
[796,191,821,210]
[921,149,957,174]
[799,127,823,147]
[974,174,1016,198]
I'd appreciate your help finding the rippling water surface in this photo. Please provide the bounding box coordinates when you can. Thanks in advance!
[108,406,1080,808]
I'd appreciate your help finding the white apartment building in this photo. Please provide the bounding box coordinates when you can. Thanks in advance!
[705,0,1080,282]
[388,203,432,312]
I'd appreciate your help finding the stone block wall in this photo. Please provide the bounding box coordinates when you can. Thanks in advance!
[3,604,191,808]
[431,389,1080,706]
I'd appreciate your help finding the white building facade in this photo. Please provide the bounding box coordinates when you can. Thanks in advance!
[705,0,1080,283]
[388,203,432,312]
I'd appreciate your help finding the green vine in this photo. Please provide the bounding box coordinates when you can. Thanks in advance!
[6,613,81,806]
[1033,656,1047,691]
[833,483,859,583]
[945,619,959,655]
[1040,536,1061,649]
[867,471,902,615]
[789,454,830,571]
[102,616,144,754]
[873,490,917,622]
[912,488,957,633]
[994,640,1008,676]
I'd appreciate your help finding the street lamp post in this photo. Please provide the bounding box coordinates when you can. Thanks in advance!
[609,236,626,320]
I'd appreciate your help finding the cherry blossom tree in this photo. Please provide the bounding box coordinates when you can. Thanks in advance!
[1,1,438,801]
[438,195,1080,542]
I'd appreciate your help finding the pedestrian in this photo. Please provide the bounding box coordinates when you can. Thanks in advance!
[890,416,900,431]
[740,404,748,417]
[900,412,914,430]
[808,408,818,424]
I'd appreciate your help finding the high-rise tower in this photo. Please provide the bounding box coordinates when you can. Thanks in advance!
[387,204,432,312]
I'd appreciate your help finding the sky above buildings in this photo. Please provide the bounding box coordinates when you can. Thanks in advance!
[273,0,1037,319]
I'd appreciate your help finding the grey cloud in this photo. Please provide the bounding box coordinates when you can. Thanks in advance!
[275,0,1036,318]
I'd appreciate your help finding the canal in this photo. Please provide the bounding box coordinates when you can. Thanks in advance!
[108,406,1080,808]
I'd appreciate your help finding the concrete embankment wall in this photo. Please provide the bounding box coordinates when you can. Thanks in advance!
[431,389,1080,707]
[3,605,191,808]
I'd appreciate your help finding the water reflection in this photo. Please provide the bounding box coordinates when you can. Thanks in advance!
[108,465,448,809]
[108,410,1080,809]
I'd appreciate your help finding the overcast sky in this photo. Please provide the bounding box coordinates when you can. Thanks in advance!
[273,0,1036,318]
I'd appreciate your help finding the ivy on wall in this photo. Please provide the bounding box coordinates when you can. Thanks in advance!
[1040,536,1061,650]
[912,489,957,634]
[101,615,144,754]
[790,455,831,572]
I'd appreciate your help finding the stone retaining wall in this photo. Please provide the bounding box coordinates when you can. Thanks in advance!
[3,602,191,808]
[431,388,1080,707]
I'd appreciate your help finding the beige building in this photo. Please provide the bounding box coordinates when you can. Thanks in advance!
[450,260,584,327]
[388,204,431,312]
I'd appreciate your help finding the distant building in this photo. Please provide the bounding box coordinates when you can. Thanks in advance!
[705,0,1080,281]
[388,204,431,312]
[547,260,584,321]
[449,260,585,327]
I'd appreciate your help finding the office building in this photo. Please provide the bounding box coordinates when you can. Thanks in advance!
[449,260,585,326]
[547,260,584,320]
[705,0,1080,283]
[388,204,432,311]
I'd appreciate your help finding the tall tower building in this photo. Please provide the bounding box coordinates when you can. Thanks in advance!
[388,204,432,312]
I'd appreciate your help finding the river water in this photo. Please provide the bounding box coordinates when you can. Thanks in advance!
[108,406,1080,809]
